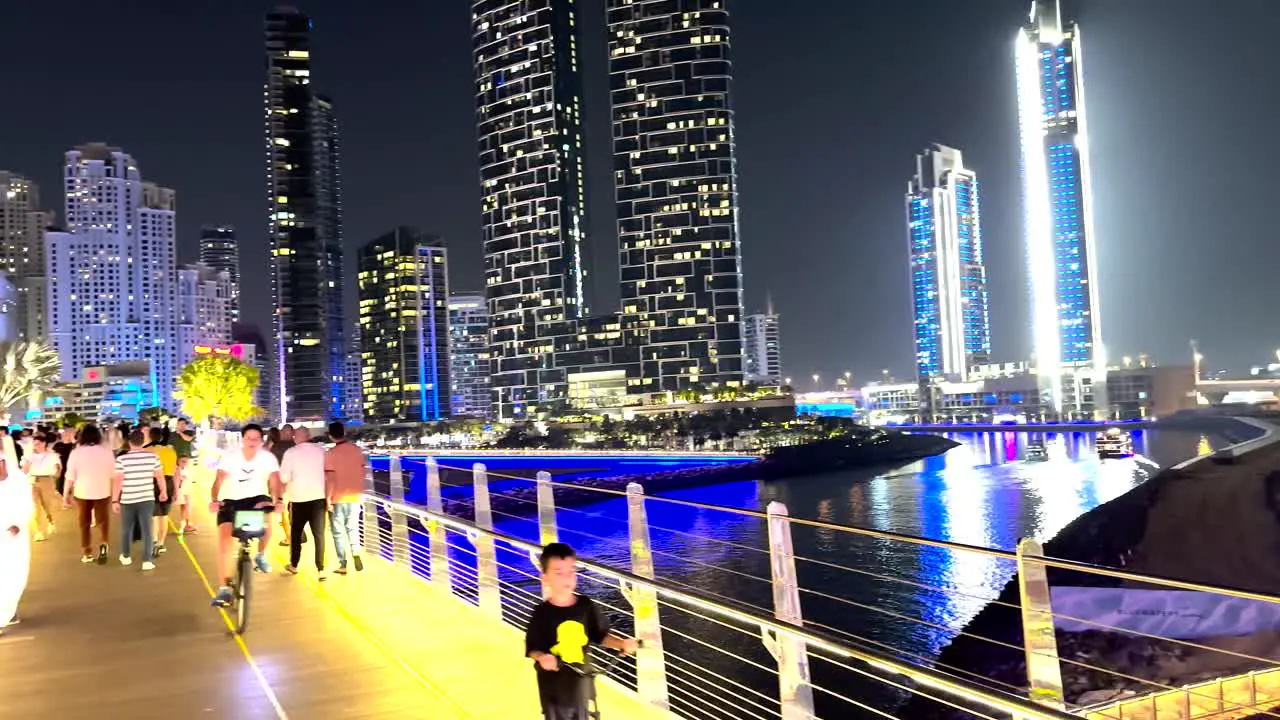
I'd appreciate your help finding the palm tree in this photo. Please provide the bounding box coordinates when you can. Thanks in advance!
[0,340,61,424]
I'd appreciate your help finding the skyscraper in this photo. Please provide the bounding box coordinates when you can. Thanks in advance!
[198,225,240,320]
[608,0,746,395]
[743,305,782,385]
[473,0,591,421]
[265,7,345,422]
[1016,0,1104,412]
[907,144,990,381]
[177,263,235,365]
[47,144,178,408]
[357,228,451,423]
[447,292,491,418]
[0,172,55,341]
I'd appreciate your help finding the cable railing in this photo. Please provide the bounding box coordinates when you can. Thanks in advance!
[356,447,1280,720]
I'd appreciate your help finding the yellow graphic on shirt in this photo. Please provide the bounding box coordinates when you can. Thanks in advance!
[551,620,589,664]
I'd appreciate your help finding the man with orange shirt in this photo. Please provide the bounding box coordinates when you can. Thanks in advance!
[324,422,366,574]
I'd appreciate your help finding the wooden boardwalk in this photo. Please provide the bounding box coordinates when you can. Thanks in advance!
[0,501,670,720]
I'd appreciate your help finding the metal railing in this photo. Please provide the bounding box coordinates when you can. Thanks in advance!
[352,436,1280,720]
[359,455,1083,720]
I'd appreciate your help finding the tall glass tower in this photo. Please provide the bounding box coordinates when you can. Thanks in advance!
[472,0,590,421]
[1016,0,1103,412]
[608,0,746,396]
[907,144,990,382]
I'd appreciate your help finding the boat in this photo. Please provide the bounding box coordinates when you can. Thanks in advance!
[1026,441,1050,462]
[1096,428,1134,459]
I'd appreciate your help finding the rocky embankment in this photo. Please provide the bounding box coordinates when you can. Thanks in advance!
[906,422,1280,718]
[384,431,958,520]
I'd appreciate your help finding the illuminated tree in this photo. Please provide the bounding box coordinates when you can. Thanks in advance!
[174,355,261,426]
[60,412,87,429]
[0,340,61,424]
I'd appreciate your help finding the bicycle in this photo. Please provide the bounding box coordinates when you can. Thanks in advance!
[220,503,270,634]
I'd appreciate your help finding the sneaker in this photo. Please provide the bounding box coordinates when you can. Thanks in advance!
[334,565,348,576]
[182,524,198,534]
[47,523,54,536]
[141,561,155,571]
[353,554,364,572]
[254,553,271,574]
[211,586,233,607]
[283,565,298,575]
[317,570,328,581]
[156,543,166,556]
[97,544,108,565]
[119,555,133,566]
[80,554,94,564]
[278,539,290,547]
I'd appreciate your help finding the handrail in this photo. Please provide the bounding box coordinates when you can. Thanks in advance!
[369,492,1079,720]
[1027,553,1280,606]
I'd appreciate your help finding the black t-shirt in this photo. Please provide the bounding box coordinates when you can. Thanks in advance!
[524,595,610,708]
[53,442,74,480]
[270,440,294,464]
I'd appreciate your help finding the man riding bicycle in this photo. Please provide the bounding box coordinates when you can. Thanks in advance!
[208,424,282,607]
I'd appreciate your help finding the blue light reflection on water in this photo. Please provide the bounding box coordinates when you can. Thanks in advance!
[371,430,1216,713]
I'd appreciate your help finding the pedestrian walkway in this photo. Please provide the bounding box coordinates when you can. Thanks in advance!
[0,502,668,719]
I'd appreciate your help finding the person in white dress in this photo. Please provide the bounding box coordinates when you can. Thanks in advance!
[0,456,33,632]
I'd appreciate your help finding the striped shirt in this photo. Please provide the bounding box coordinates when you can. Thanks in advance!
[115,451,161,505]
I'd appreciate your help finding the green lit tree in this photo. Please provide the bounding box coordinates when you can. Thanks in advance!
[60,412,87,429]
[0,340,61,424]
[174,355,261,427]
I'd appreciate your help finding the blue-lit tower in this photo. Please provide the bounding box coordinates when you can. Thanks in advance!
[1016,0,1105,415]
[907,144,990,383]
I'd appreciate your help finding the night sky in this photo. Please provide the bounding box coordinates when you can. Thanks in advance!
[3,1,1276,386]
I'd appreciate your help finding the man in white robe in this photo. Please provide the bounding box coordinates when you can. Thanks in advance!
[0,457,32,631]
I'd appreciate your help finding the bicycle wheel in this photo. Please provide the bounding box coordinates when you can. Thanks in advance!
[234,549,252,634]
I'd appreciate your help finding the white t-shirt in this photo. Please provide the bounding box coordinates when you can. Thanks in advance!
[280,442,327,503]
[215,448,280,502]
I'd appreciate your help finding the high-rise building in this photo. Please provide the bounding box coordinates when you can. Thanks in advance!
[47,144,178,408]
[265,7,345,422]
[743,306,782,385]
[198,225,240,320]
[447,292,491,418]
[357,228,451,423]
[907,144,990,382]
[608,0,746,395]
[177,263,235,365]
[342,325,363,423]
[473,0,591,421]
[0,172,55,342]
[0,272,15,343]
[1016,0,1104,413]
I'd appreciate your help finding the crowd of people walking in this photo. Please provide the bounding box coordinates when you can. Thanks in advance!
[0,416,369,628]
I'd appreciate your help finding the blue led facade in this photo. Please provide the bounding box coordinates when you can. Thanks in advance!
[907,145,990,381]
[1021,0,1101,370]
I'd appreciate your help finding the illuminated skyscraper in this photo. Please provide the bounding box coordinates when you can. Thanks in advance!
[198,225,239,320]
[608,0,746,395]
[0,172,55,341]
[357,228,451,423]
[907,144,990,381]
[47,144,178,408]
[1016,0,1104,413]
[472,0,591,421]
[265,7,345,422]
[447,292,491,418]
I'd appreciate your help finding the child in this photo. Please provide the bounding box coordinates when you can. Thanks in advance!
[525,542,638,720]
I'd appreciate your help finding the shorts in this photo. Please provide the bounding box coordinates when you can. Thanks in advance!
[216,495,275,526]
[153,476,175,516]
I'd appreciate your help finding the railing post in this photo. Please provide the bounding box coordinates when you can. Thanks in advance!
[623,482,669,712]
[424,457,450,592]
[362,454,381,558]
[1016,538,1065,710]
[762,502,816,720]
[536,470,557,545]
[472,462,502,619]
[389,454,409,567]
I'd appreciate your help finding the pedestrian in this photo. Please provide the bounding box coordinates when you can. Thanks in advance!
[18,429,33,459]
[143,428,177,557]
[21,432,61,542]
[112,430,165,571]
[63,424,116,564]
[0,427,19,470]
[170,418,197,534]
[324,421,367,574]
[52,426,75,496]
[280,427,327,578]
[0,454,32,634]
[270,424,296,546]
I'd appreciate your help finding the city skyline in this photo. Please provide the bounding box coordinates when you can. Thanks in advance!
[2,1,1277,389]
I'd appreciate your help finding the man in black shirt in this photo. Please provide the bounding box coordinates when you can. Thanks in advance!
[52,427,75,496]
[524,543,637,720]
